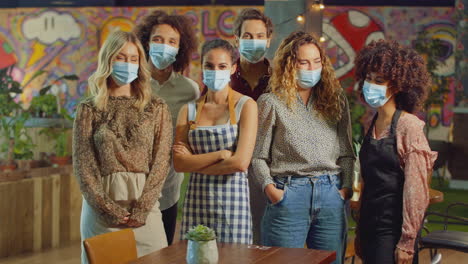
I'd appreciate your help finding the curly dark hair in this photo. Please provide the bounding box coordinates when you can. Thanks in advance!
[233,8,274,38]
[134,10,197,73]
[355,39,431,113]
[201,39,238,65]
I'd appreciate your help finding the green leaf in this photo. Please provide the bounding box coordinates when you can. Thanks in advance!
[59,74,79,81]
[9,83,22,94]
[60,108,73,121]
[39,85,52,96]
[185,225,216,241]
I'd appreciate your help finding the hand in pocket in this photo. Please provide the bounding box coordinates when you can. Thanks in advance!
[265,184,285,204]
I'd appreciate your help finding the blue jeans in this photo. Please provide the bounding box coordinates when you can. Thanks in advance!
[261,175,347,264]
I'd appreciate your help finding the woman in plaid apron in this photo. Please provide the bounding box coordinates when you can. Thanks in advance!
[173,39,258,244]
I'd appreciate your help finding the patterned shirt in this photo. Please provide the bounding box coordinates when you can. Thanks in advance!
[230,58,271,101]
[250,93,355,192]
[370,112,437,253]
[72,96,172,225]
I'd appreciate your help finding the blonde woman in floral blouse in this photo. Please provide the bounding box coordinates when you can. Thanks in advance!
[73,31,172,264]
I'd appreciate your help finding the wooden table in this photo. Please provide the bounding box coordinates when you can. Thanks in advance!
[128,240,336,264]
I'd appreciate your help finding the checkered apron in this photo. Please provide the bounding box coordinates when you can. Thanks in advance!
[181,92,252,244]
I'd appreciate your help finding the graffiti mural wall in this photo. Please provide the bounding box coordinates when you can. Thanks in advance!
[0,6,243,114]
[321,7,457,129]
[0,5,458,129]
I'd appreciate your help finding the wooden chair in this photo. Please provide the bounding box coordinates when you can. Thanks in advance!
[83,229,137,264]
[345,239,356,264]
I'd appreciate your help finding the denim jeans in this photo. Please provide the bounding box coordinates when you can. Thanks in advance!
[261,174,347,264]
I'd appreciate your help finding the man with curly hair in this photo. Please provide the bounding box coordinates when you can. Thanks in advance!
[134,10,199,245]
[354,40,437,264]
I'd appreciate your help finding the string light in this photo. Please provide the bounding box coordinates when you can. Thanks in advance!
[319,36,326,42]
[296,15,304,23]
[319,4,325,9]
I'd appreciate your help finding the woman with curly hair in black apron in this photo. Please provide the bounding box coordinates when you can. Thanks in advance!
[354,40,437,264]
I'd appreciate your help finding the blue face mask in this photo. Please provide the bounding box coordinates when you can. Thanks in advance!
[296,68,322,89]
[111,62,139,86]
[362,81,391,108]
[239,39,268,63]
[149,43,179,70]
[203,70,231,92]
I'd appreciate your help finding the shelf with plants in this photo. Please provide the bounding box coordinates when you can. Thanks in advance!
[0,66,35,171]
[26,72,77,129]
[39,108,74,166]
[0,66,78,172]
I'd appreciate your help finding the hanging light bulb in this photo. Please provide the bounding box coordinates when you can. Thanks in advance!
[296,15,304,23]
[319,36,326,42]
[319,4,325,9]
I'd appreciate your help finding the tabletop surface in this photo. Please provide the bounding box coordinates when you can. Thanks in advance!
[128,240,336,264]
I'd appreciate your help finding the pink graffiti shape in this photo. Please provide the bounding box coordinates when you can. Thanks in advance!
[218,10,234,37]
[202,11,217,37]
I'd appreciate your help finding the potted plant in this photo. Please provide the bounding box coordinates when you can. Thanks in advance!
[27,72,77,166]
[29,94,58,118]
[1,67,78,170]
[0,111,35,171]
[40,109,73,166]
[185,225,218,264]
[0,65,35,171]
[0,95,20,171]
[28,73,78,124]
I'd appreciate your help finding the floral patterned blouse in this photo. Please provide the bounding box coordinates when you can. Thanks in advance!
[72,96,172,226]
[371,112,437,253]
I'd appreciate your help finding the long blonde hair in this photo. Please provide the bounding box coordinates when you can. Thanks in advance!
[88,30,151,111]
[269,31,344,123]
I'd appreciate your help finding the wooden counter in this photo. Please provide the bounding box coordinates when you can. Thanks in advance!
[0,165,82,258]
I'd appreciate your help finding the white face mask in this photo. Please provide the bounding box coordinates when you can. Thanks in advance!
[239,39,268,63]
[296,68,322,89]
[362,81,391,108]
[149,43,179,70]
[202,70,231,92]
[111,62,139,86]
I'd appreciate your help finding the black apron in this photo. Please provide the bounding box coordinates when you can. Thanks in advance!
[359,110,418,264]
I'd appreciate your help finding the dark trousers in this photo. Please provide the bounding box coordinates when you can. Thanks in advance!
[249,178,265,245]
[361,231,419,264]
[161,202,178,245]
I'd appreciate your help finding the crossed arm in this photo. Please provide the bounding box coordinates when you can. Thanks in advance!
[172,100,258,175]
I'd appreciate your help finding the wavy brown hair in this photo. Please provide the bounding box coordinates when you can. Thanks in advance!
[233,8,274,38]
[134,10,197,73]
[269,31,344,122]
[355,40,431,113]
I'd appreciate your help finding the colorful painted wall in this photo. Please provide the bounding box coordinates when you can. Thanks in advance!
[0,5,460,131]
[0,6,244,115]
[321,7,457,131]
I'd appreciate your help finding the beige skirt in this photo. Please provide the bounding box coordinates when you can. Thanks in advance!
[80,172,167,264]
